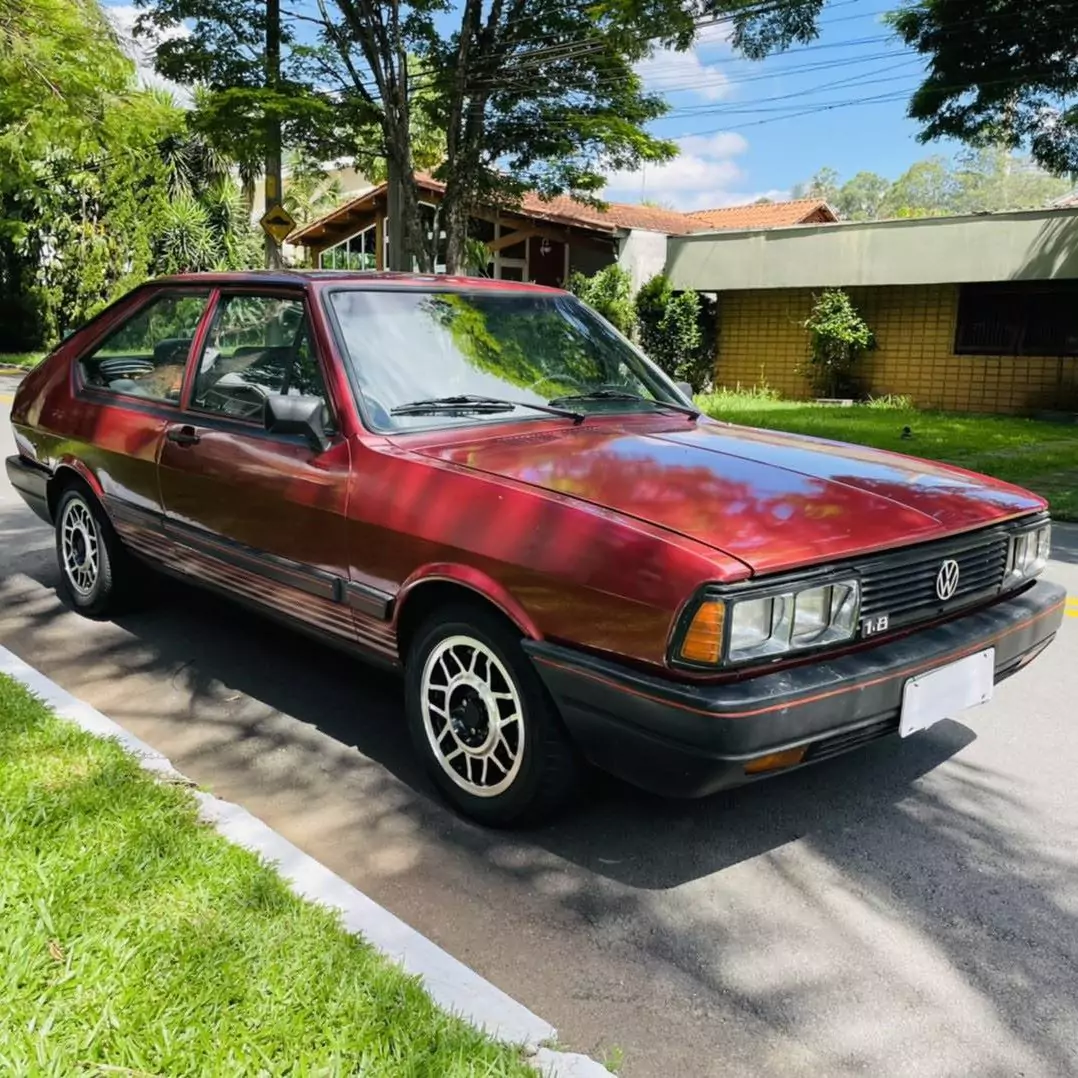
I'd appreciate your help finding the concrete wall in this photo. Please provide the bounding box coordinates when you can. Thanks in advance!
[715,284,1078,414]
[668,209,1078,293]
[617,229,669,291]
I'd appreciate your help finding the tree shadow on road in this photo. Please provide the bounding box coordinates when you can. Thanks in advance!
[3,501,1077,1076]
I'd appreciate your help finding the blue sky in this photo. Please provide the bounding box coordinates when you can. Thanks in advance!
[605,1,960,209]
[106,0,959,211]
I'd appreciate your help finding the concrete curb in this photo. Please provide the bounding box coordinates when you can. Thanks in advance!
[0,645,610,1078]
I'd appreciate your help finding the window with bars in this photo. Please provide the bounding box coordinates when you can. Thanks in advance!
[955,282,1078,356]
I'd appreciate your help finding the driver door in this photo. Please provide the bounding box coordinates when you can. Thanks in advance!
[157,289,355,640]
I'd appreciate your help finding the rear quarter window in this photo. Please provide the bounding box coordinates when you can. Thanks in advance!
[79,291,211,403]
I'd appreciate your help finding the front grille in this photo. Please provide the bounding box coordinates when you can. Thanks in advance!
[856,528,1011,630]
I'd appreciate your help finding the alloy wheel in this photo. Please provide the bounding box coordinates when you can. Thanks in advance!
[60,497,100,596]
[420,634,525,797]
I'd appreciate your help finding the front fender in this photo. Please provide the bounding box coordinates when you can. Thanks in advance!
[394,563,542,640]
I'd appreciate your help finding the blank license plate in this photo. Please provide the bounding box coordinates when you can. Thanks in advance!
[900,649,995,738]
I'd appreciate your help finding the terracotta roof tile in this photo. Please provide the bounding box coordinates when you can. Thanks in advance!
[515,192,708,234]
[687,198,837,229]
[292,172,837,245]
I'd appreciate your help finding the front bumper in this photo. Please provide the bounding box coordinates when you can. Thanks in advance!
[526,579,1066,798]
[5,454,52,524]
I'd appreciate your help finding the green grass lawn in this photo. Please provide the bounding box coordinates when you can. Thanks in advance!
[0,673,535,1077]
[698,390,1078,522]
[0,352,43,370]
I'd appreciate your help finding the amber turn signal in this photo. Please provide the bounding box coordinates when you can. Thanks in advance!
[743,747,807,775]
[678,600,726,664]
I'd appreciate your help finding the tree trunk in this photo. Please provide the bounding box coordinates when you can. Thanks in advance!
[263,0,283,269]
[443,194,471,276]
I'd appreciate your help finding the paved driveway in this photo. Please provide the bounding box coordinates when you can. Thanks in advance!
[3,383,1078,1077]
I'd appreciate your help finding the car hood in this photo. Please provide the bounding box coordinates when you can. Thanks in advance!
[417,418,1044,574]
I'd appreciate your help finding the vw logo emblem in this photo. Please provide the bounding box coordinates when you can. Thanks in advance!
[936,558,961,601]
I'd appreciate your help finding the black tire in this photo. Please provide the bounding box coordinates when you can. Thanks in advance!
[54,485,133,617]
[404,603,582,827]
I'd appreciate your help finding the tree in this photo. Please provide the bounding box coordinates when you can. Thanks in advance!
[1,0,135,348]
[794,150,1070,222]
[1,8,258,351]
[879,155,957,218]
[301,0,827,273]
[135,0,340,263]
[791,166,839,203]
[888,0,1078,177]
[831,171,889,221]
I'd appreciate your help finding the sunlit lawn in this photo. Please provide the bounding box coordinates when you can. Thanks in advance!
[0,352,42,369]
[0,673,535,1077]
[698,389,1078,521]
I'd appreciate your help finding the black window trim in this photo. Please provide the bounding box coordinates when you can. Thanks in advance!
[73,285,214,410]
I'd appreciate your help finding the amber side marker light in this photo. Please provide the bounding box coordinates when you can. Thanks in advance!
[679,600,726,664]
[744,747,807,775]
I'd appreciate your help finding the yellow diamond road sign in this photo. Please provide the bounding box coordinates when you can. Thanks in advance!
[260,204,296,245]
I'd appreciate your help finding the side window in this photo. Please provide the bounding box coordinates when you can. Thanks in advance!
[79,291,210,402]
[192,294,333,428]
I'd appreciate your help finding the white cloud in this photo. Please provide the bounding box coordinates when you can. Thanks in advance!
[106,4,191,103]
[636,48,730,102]
[635,19,734,103]
[603,131,755,210]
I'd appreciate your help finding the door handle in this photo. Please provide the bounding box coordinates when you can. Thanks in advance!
[166,425,201,447]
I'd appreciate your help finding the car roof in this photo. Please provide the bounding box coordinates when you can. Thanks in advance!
[150,270,565,294]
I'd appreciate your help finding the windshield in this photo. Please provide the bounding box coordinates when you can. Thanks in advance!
[326,288,682,432]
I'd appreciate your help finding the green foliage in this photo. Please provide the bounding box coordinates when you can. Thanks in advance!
[635,273,711,391]
[569,265,636,337]
[801,289,875,399]
[796,148,1071,222]
[1,22,260,351]
[463,237,492,276]
[135,0,339,186]
[888,0,1078,177]
[867,393,914,410]
[282,155,346,228]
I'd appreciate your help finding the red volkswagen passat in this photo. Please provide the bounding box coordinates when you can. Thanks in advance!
[7,272,1066,824]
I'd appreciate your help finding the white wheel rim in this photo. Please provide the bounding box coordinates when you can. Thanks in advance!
[420,634,525,798]
[60,497,100,596]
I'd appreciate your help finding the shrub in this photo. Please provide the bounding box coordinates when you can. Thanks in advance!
[568,264,635,337]
[801,288,875,398]
[634,273,712,390]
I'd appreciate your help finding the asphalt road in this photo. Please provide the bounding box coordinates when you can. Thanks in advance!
[3,375,1078,1077]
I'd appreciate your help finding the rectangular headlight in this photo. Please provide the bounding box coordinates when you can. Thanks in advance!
[1008,523,1051,582]
[683,579,860,667]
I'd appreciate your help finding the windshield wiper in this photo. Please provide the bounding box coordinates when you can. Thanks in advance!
[547,388,700,421]
[390,394,584,423]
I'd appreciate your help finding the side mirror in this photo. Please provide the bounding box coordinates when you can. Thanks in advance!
[675,380,694,402]
[265,394,330,453]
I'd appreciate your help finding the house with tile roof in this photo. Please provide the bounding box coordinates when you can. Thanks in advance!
[290,173,837,290]
[667,205,1078,415]
[687,198,836,230]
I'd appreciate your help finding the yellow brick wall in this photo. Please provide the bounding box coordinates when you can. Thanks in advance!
[714,284,1078,414]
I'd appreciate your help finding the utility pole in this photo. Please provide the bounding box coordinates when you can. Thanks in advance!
[264,0,283,269]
